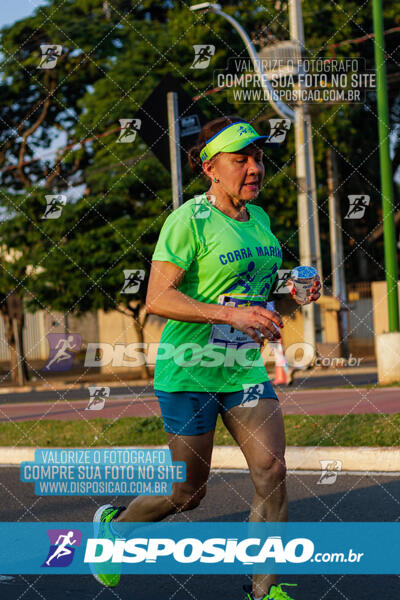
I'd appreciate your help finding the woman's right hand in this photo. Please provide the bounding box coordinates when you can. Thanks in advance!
[226,305,284,345]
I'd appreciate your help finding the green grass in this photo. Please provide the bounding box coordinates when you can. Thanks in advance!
[1,413,399,447]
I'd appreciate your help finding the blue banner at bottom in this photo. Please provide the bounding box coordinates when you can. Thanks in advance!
[0,522,398,574]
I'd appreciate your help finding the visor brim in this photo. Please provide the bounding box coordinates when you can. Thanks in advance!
[219,135,280,154]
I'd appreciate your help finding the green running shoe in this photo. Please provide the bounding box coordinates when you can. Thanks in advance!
[243,582,297,599]
[91,504,126,587]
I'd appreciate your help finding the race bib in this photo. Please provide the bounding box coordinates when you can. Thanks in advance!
[208,294,266,349]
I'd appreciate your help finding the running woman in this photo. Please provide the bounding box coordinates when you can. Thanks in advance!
[92,116,321,599]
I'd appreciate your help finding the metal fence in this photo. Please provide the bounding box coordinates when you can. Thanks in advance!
[0,311,48,361]
[346,281,372,299]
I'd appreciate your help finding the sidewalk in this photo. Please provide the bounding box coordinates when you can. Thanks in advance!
[4,445,400,471]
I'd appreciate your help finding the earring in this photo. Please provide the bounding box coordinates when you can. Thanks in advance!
[213,177,219,183]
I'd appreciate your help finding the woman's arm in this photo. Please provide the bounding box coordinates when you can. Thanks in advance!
[145,260,231,324]
[146,260,283,343]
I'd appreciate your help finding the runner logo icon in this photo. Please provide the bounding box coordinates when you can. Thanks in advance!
[37,45,62,69]
[345,195,370,219]
[42,333,82,372]
[42,194,67,219]
[317,460,342,485]
[42,529,82,567]
[241,383,264,407]
[268,119,291,143]
[121,269,145,294]
[191,45,215,69]
[192,195,212,219]
[117,118,141,143]
[86,386,110,410]
[274,269,292,294]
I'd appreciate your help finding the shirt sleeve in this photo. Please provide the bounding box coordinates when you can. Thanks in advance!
[152,206,198,270]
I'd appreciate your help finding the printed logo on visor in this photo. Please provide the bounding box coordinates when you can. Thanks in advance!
[238,125,250,136]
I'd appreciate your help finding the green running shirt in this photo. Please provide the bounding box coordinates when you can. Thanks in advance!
[151,193,283,392]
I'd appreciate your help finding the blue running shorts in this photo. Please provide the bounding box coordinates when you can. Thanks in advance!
[154,380,279,436]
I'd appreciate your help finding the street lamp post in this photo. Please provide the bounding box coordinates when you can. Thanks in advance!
[288,0,323,349]
[190,2,323,354]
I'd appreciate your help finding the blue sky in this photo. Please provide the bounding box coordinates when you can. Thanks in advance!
[1,0,48,28]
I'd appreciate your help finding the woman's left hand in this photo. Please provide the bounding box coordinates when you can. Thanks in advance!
[307,275,321,303]
[287,275,322,305]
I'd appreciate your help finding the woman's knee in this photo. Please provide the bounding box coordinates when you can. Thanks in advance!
[170,483,207,511]
[251,455,287,497]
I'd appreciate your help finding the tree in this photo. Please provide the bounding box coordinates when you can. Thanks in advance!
[1,0,400,383]
[0,0,137,382]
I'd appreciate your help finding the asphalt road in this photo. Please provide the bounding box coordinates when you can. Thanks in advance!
[0,364,381,405]
[1,386,399,422]
[0,468,399,599]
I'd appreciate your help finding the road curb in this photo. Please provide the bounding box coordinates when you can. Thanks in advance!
[212,446,400,471]
[3,445,400,471]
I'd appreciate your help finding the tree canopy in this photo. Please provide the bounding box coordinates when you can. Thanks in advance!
[0,0,399,336]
